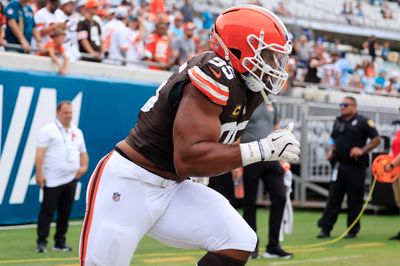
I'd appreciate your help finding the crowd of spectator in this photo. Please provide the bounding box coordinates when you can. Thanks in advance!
[289,32,400,97]
[0,0,214,71]
[340,0,399,24]
[0,0,399,98]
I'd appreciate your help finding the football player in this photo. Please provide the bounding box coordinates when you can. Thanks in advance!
[80,5,300,266]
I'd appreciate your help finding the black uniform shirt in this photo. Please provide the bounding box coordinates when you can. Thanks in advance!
[331,113,379,164]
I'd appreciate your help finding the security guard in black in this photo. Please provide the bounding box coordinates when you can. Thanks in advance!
[332,113,379,166]
[317,96,380,238]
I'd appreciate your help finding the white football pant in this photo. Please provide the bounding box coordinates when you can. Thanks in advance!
[79,151,257,266]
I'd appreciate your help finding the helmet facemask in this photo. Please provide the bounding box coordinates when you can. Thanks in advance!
[241,30,291,103]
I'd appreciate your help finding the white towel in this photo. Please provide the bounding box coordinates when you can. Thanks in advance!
[279,170,294,241]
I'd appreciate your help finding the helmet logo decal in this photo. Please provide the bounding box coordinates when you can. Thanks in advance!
[210,4,292,105]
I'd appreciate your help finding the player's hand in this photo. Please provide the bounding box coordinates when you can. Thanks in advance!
[260,122,300,163]
[20,38,30,53]
[36,175,46,188]
[384,163,394,172]
[350,147,363,158]
[36,40,44,52]
[58,65,67,75]
[240,122,300,166]
[58,22,67,30]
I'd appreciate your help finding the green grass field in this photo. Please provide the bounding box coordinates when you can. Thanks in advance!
[0,209,399,266]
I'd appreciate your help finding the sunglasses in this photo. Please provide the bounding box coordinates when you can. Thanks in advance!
[339,103,353,108]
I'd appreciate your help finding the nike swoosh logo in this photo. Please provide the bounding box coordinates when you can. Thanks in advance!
[208,66,222,79]
[272,135,284,141]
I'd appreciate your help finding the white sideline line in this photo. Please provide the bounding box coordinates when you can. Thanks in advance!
[0,221,82,230]
[269,255,362,265]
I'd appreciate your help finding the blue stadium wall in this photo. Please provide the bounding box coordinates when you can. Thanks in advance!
[0,68,159,225]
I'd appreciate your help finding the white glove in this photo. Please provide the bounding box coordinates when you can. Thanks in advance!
[240,122,300,166]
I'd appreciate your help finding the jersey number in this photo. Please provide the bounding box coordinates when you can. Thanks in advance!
[220,121,248,144]
[141,80,166,112]
[209,57,235,80]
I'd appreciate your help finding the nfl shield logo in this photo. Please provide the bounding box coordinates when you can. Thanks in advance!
[112,192,121,202]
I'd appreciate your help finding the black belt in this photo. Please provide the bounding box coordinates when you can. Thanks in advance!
[114,146,134,163]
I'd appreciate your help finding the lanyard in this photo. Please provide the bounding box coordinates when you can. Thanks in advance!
[56,121,74,147]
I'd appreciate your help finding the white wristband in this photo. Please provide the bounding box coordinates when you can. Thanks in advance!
[240,141,262,166]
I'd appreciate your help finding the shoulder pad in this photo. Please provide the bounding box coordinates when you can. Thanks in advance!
[188,65,230,106]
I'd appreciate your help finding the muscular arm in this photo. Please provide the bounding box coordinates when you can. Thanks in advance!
[35,147,47,187]
[327,144,335,160]
[7,19,29,49]
[362,136,381,154]
[7,19,24,40]
[75,152,89,179]
[350,136,381,158]
[60,52,68,74]
[80,38,95,54]
[390,153,400,167]
[173,83,243,177]
[39,23,64,37]
[48,47,61,65]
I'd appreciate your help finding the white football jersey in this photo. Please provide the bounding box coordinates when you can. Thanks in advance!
[102,19,130,65]
[55,9,81,61]
[34,7,56,46]
[126,28,145,68]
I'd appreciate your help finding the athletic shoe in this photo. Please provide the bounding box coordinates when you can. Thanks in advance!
[52,244,72,252]
[35,243,47,253]
[262,247,293,259]
[250,250,259,259]
[389,232,400,240]
[344,232,357,239]
[317,230,331,238]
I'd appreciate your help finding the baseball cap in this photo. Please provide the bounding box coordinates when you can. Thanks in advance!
[115,6,129,19]
[97,9,110,16]
[60,0,76,5]
[85,0,99,8]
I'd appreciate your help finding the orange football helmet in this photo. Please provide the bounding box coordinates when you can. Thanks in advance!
[210,5,292,102]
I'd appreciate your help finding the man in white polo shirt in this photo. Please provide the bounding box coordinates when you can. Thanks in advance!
[35,101,88,253]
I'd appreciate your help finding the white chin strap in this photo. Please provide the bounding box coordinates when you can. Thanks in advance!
[241,74,272,105]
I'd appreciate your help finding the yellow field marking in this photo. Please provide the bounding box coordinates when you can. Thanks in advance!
[143,256,197,263]
[286,247,326,253]
[0,257,77,264]
[0,221,83,231]
[344,242,385,249]
[0,251,204,264]
[135,250,204,258]
[269,255,362,265]
[57,264,80,266]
